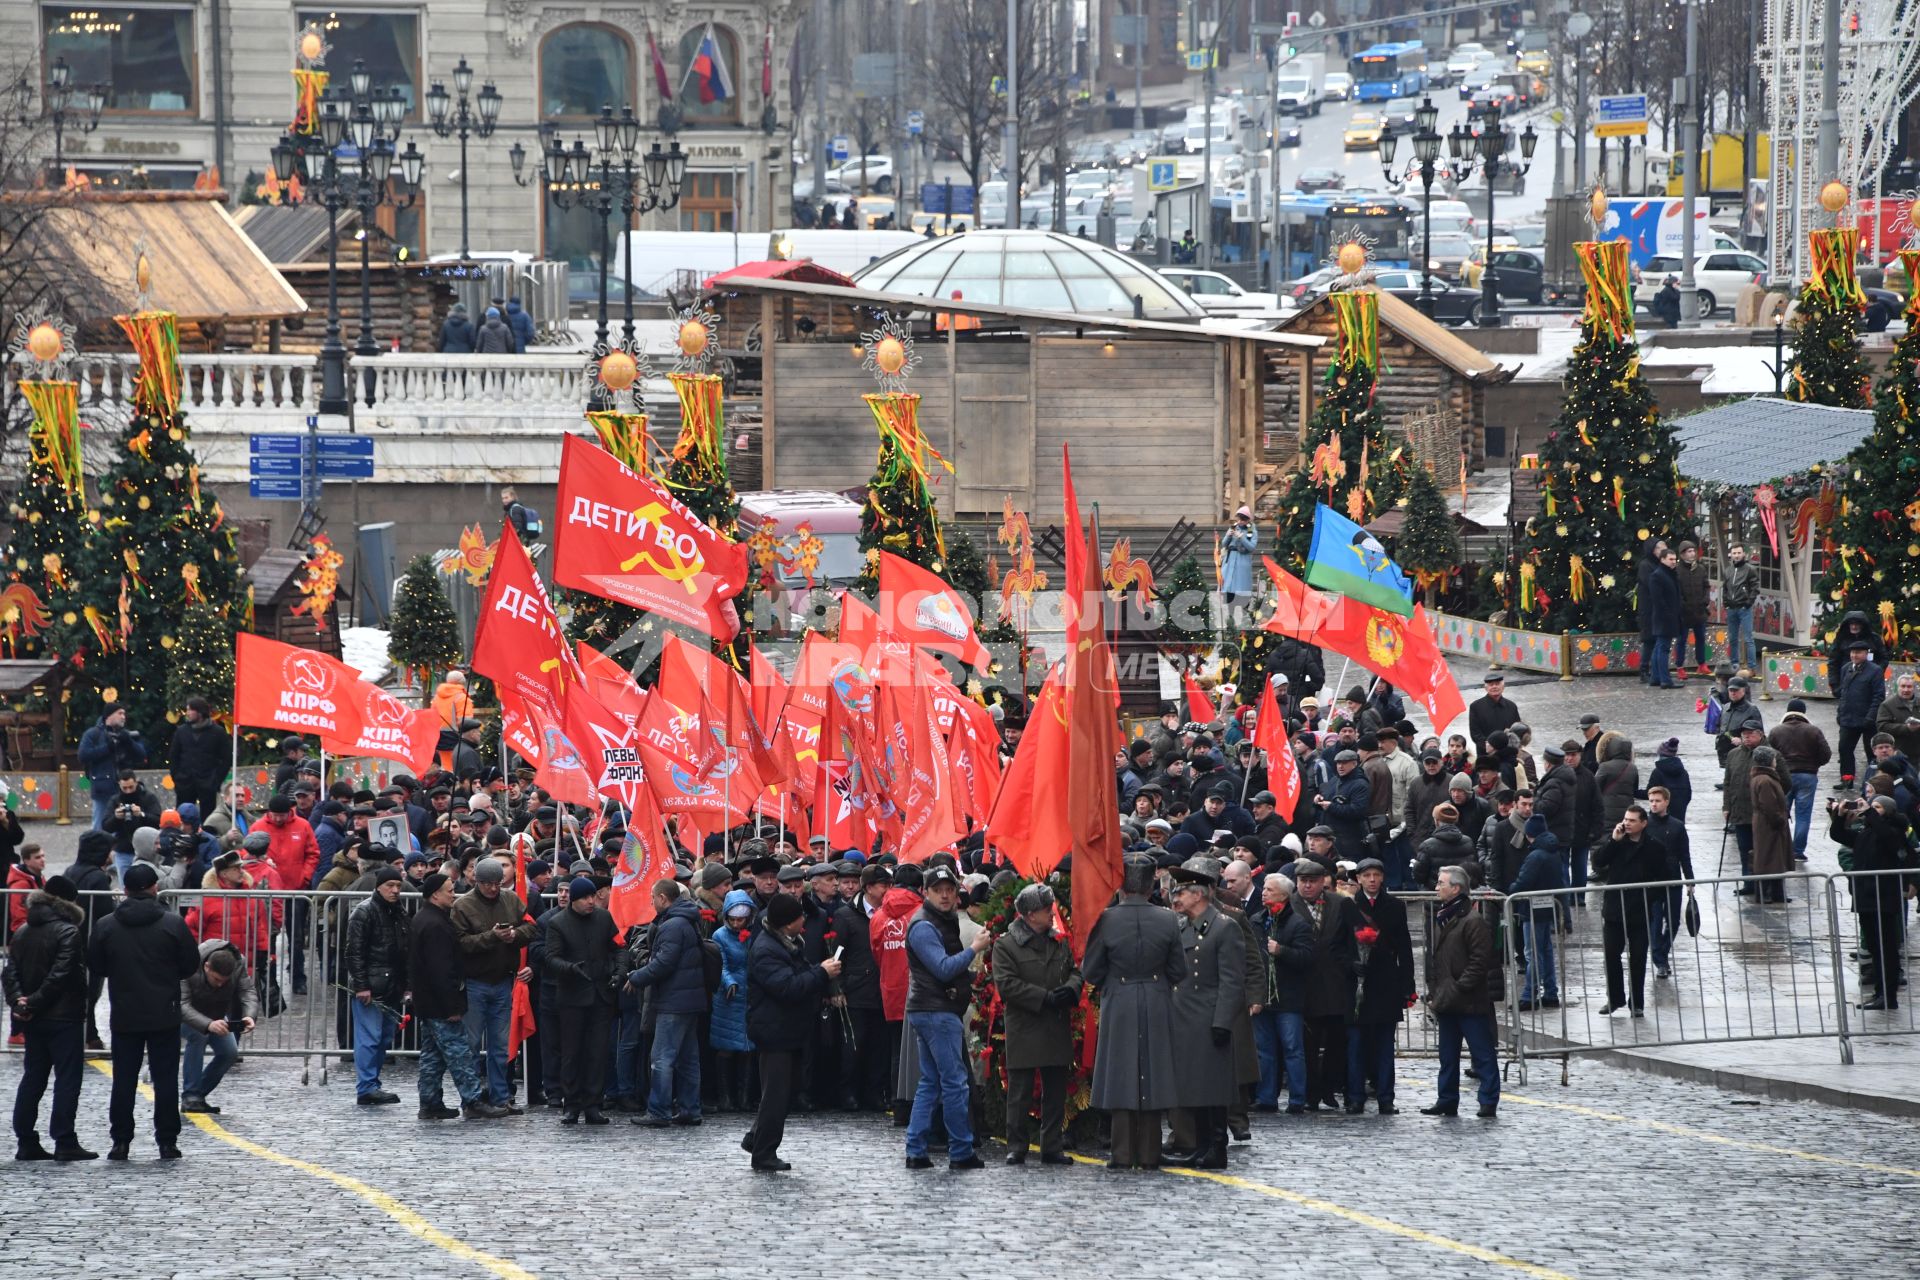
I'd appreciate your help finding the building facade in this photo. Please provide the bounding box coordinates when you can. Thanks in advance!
[12,2,798,262]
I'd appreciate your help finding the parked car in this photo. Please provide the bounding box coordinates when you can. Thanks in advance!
[1160,268,1288,314]
[825,153,895,192]
[1475,247,1547,302]
[1322,71,1354,101]
[1411,230,1477,278]
[1371,269,1485,324]
[1295,167,1345,193]
[1640,251,1770,317]
[1343,113,1386,150]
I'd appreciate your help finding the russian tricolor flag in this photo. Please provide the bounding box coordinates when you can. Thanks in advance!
[691,22,733,104]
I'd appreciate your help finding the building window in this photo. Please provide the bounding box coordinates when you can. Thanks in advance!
[296,9,423,118]
[371,179,424,257]
[541,23,635,119]
[677,172,735,232]
[42,5,197,115]
[674,24,742,126]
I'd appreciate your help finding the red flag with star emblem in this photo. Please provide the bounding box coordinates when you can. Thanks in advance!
[472,525,584,765]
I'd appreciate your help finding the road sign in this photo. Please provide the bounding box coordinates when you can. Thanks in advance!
[317,457,374,480]
[1306,10,1325,27]
[1148,157,1180,193]
[990,75,1006,96]
[250,433,305,457]
[314,435,374,460]
[1186,50,1215,71]
[920,183,976,215]
[905,109,924,136]
[249,477,305,501]
[829,135,850,161]
[249,455,305,478]
[1595,94,1649,138]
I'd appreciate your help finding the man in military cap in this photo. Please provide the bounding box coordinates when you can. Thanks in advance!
[1083,854,1185,1169]
[1164,858,1243,1169]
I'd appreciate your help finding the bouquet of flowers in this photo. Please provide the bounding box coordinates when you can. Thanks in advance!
[1352,924,1380,1014]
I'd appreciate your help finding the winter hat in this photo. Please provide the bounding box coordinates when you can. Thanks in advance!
[568,875,598,898]
[1523,814,1549,841]
[1657,737,1681,757]
[267,794,294,814]
[122,863,159,893]
[1787,698,1809,714]
[77,829,114,860]
[372,865,404,885]
[132,827,162,863]
[158,809,183,830]
[892,864,924,890]
[1449,772,1473,792]
[419,872,451,899]
[45,875,78,902]
[486,306,502,319]
[698,863,732,891]
[177,802,202,826]
[766,893,805,929]
[472,858,506,885]
[723,888,757,919]
[242,831,272,855]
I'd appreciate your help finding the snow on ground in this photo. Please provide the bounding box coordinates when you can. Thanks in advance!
[341,626,391,684]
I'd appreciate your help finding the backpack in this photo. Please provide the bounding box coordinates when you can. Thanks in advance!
[1702,692,1723,736]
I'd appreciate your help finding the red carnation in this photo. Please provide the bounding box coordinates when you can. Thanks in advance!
[1354,925,1380,947]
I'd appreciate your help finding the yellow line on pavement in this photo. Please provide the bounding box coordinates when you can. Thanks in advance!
[1494,1091,1920,1181]
[1061,1152,1578,1279]
[86,1062,537,1280]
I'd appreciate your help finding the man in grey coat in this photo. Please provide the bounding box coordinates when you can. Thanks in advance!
[1083,855,1185,1170]
[989,883,1080,1165]
[1164,859,1243,1169]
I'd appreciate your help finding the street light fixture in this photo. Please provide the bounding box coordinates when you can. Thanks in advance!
[1448,119,1537,327]
[36,54,105,168]
[1379,95,1446,319]
[426,56,502,259]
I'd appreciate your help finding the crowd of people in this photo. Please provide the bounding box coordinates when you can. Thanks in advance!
[5,616,1916,1167]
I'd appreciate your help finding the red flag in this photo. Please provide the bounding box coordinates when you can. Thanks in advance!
[868,641,959,863]
[508,845,537,1060]
[760,24,774,97]
[1406,605,1467,735]
[1251,677,1302,815]
[472,525,583,761]
[876,551,990,669]
[525,698,601,809]
[837,590,884,655]
[647,24,674,102]
[577,641,648,729]
[782,632,845,796]
[234,633,439,772]
[1067,509,1125,957]
[551,434,748,639]
[1062,445,1088,638]
[947,697,1004,828]
[609,784,678,931]
[1182,669,1216,725]
[988,668,1071,877]
[1314,598,1462,735]
[1261,555,1342,641]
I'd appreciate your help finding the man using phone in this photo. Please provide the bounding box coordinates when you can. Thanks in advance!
[623,879,710,1128]
[903,865,992,1171]
[449,859,535,1112]
[1590,806,1670,1017]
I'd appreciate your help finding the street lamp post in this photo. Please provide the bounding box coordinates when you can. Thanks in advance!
[1378,96,1444,319]
[274,99,352,416]
[1449,118,1537,327]
[425,58,502,260]
[37,55,105,170]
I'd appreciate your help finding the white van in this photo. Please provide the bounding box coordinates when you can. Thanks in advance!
[1183,116,1235,154]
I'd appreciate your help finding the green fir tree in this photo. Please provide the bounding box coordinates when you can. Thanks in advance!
[1517,315,1690,632]
[2,381,91,661]
[1395,464,1464,602]
[1270,348,1409,572]
[164,602,237,716]
[387,555,463,687]
[1786,273,1872,410]
[1816,286,1920,657]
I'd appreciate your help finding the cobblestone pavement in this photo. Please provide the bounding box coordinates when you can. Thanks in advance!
[3,1044,1916,1280]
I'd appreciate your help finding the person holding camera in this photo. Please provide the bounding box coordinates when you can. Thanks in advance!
[179,940,258,1115]
[78,704,146,833]
[103,771,162,883]
[1830,792,1917,1010]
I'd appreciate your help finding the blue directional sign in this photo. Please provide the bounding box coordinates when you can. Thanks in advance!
[920,183,977,215]
[250,433,305,457]
[317,457,374,480]
[906,109,924,136]
[249,455,305,478]
[249,477,306,501]
[829,134,850,161]
[1595,94,1649,138]
[315,435,374,460]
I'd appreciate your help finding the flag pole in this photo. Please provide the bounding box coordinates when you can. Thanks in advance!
[227,719,239,821]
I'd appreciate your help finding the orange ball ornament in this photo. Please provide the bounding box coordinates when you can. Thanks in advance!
[1336,241,1367,275]
[1588,186,1609,225]
[677,319,710,359]
[598,349,638,392]
[874,334,908,376]
[25,322,62,363]
[299,31,325,61]
[1819,180,1849,214]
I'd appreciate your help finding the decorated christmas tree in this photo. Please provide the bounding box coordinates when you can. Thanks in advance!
[565,344,655,650]
[1786,223,1872,410]
[65,307,247,733]
[1270,284,1410,571]
[1815,247,1920,656]
[853,316,949,591]
[2,313,90,660]
[1515,240,1690,632]
[164,602,237,716]
[387,554,463,690]
[1396,464,1463,602]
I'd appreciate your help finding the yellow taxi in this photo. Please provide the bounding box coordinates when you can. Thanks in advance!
[1343,113,1386,150]
[1460,236,1521,288]
[1517,50,1550,76]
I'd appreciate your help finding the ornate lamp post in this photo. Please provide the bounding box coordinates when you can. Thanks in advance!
[1379,95,1444,318]
[38,55,105,169]
[1449,118,1537,327]
[425,58,501,260]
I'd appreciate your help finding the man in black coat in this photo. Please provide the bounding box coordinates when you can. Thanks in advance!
[87,864,199,1161]
[1590,806,1670,1016]
[345,866,411,1106]
[1466,673,1521,756]
[1645,546,1683,688]
[526,879,573,1108]
[1345,858,1417,1115]
[548,875,621,1125]
[1289,858,1358,1110]
[831,863,890,1110]
[61,829,115,1050]
[5,876,95,1160]
[407,873,508,1121]
[744,894,842,1171]
[1533,744,1579,847]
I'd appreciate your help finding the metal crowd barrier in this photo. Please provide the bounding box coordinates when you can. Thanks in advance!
[1500,870,1917,1083]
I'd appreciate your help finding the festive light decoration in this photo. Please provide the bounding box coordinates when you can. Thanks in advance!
[1788,226,1871,409]
[1819,180,1850,214]
[291,534,345,630]
[671,303,721,374]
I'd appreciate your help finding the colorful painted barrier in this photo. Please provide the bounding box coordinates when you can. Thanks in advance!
[0,770,67,821]
[1426,612,1567,677]
[1565,627,1731,677]
[1761,651,1920,699]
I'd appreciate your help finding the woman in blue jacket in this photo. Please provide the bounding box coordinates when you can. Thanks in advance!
[710,889,756,1110]
[1220,506,1259,605]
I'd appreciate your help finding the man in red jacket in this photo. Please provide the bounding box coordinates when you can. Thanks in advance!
[868,864,924,1126]
[6,843,46,1043]
[260,795,319,994]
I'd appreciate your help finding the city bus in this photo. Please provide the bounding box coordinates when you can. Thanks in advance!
[1349,42,1429,102]
[1272,194,1415,279]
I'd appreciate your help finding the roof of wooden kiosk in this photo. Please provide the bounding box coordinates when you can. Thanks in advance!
[703,259,857,290]
[1267,285,1514,383]
[1672,397,1873,487]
